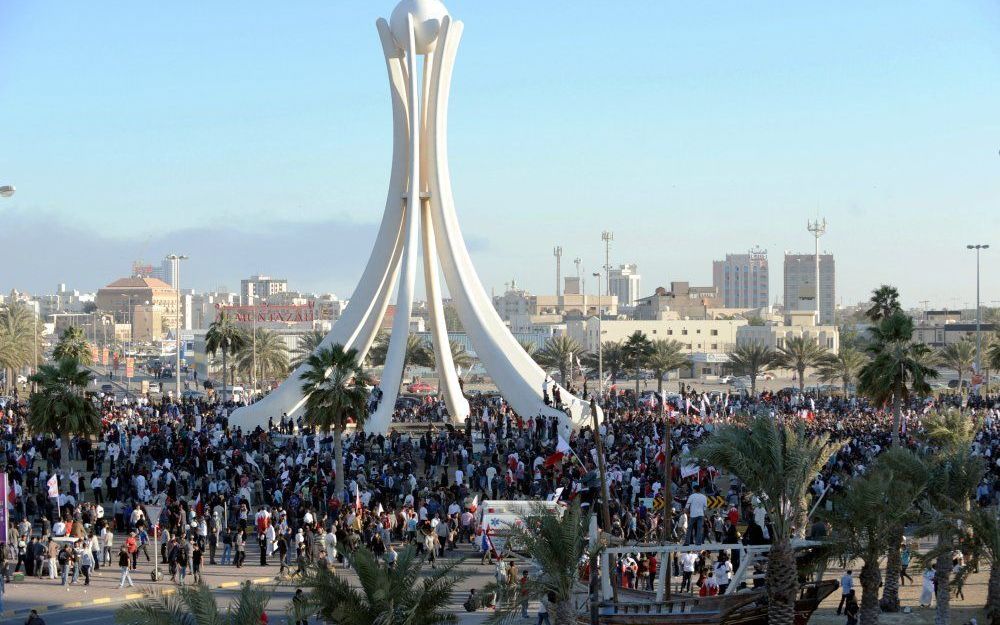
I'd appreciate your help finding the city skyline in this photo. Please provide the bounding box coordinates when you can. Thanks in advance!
[1,1,997,307]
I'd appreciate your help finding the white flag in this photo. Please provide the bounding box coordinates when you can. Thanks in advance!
[556,436,572,455]
[681,463,700,479]
[376,503,384,517]
[47,474,59,498]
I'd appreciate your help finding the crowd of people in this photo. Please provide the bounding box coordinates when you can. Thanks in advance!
[0,382,999,605]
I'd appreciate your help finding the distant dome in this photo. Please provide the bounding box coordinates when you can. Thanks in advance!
[390,0,449,55]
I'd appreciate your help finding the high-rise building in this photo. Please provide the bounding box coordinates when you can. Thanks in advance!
[240,275,288,305]
[783,253,835,324]
[608,263,641,307]
[712,247,769,310]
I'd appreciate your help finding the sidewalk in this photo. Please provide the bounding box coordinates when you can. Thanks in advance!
[1,545,280,619]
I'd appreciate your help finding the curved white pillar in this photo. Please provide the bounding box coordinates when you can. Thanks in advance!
[230,0,601,435]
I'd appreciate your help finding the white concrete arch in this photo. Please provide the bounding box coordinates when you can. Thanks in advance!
[231,1,600,434]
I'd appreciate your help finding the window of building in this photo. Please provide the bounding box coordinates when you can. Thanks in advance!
[696,329,701,334]
[681,329,688,335]
[827,338,834,349]
[711,343,718,350]
[710,329,718,336]
[776,338,784,349]
[667,329,673,335]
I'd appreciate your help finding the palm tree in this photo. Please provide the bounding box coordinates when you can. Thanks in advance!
[877,447,929,613]
[0,302,41,385]
[866,285,902,322]
[943,506,1000,625]
[775,336,827,392]
[52,326,93,365]
[205,312,249,394]
[420,340,474,372]
[28,358,101,468]
[936,339,975,393]
[646,340,690,394]
[116,580,270,625]
[367,333,431,374]
[983,332,1000,389]
[235,328,289,388]
[693,414,839,625]
[300,344,372,495]
[622,330,654,394]
[581,341,625,384]
[291,329,326,369]
[534,336,586,387]
[824,452,925,625]
[920,410,984,625]
[484,502,591,625]
[857,312,937,446]
[295,546,463,625]
[517,339,538,358]
[815,347,867,394]
[726,341,776,395]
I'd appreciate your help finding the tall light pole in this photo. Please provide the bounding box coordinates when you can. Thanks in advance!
[166,254,189,399]
[967,244,989,383]
[593,272,603,395]
[601,231,613,296]
[807,219,827,322]
[553,246,563,308]
[121,294,133,391]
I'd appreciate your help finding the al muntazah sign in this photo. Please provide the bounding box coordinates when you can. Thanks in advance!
[216,302,335,327]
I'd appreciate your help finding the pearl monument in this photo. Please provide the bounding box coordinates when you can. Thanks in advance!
[231,0,601,434]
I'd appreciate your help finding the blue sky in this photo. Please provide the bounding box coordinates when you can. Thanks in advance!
[1,1,998,309]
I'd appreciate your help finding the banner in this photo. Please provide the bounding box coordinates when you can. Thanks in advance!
[102,348,110,366]
[216,302,336,329]
[125,357,135,379]
[0,473,8,544]
[90,344,99,364]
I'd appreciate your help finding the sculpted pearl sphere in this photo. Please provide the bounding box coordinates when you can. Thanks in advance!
[390,0,449,54]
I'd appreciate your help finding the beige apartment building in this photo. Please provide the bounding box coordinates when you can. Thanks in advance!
[568,317,746,355]
[736,311,840,353]
[95,277,179,332]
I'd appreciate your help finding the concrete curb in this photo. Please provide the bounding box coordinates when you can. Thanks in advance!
[0,576,278,620]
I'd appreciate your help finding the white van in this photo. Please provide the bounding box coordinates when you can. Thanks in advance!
[219,386,245,402]
[477,500,563,552]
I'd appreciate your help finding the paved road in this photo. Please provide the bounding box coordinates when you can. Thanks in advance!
[0,541,518,625]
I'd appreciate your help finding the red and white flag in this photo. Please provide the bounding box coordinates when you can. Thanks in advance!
[47,474,59,498]
[544,436,573,467]
[468,496,478,513]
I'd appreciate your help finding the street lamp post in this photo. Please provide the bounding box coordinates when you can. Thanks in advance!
[166,255,189,400]
[967,244,990,386]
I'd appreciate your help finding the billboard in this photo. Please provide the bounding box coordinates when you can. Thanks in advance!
[216,302,336,329]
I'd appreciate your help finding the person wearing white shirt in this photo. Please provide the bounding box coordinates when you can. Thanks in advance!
[685,485,708,545]
[679,551,698,593]
[714,557,733,593]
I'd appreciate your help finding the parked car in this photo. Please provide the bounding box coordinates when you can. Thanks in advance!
[406,381,435,394]
[395,395,422,410]
[100,384,114,394]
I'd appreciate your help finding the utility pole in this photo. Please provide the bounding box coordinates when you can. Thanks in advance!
[553,246,563,306]
[807,219,827,322]
[601,231,613,296]
[593,273,603,395]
